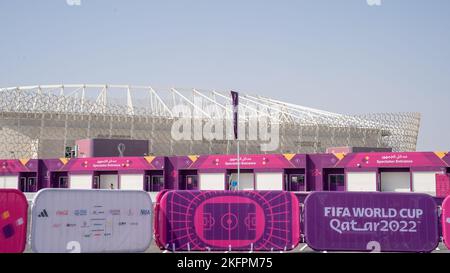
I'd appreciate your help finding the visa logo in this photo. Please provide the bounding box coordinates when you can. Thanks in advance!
[140,209,151,215]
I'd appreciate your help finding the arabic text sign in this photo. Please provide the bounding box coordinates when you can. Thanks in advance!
[31,189,152,253]
[304,192,439,252]
[56,157,164,171]
[0,189,28,253]
[336,152,444,168]
[189,154,294,169]
[443,196,450,249]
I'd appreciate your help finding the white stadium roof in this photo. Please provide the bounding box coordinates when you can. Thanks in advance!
[0,84,421,158]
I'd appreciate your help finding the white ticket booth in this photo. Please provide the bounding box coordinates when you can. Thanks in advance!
[99,174,119,190]
[120,174,144,190]
[380,172,411,192]
[411,171,442,196]
[199,173,225,190]
[228,173,254,190]
[69,174,93,189]
[346,172,377,192]
[255,172,283,190]
[0,175,19,189]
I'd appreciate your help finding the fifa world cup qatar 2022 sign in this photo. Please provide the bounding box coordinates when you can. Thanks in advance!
[31,189,152,253]
[304,192,439,252]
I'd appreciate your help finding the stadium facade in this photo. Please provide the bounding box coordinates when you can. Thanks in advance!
[0,84,421,159]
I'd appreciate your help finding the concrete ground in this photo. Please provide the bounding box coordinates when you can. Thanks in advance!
[139,242,449,253]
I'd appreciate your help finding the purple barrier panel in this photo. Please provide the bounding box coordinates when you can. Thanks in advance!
[443,196,450,249]
[304,191,439,252]
[0,189,28,253]
[156,191,301,251]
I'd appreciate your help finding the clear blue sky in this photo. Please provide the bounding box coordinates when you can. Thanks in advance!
[1,0,449,151]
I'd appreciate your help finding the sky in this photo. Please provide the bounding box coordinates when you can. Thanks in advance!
[0,0,449,151]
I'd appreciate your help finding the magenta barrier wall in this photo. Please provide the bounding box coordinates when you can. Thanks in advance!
[0,189,28,253]
[443,196,450,249]
[155,190,301,251]
[304,192,439,252]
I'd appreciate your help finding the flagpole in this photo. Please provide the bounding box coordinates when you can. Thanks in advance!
[231,91,240,191]
[237,138,240,191]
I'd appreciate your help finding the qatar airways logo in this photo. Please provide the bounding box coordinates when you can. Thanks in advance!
[170,97,280,151]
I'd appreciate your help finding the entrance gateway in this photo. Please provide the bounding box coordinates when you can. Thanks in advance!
[197,170,284,191]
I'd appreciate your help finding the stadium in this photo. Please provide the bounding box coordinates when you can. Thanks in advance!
[0,84,421,159]
[1,85,450,254]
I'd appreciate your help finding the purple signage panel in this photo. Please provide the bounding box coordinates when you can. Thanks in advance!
[304,192,439,252]
[155,190,300,251]
[76,138,149,158]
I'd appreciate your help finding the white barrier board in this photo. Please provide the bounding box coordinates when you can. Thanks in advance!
[31,189,152,253]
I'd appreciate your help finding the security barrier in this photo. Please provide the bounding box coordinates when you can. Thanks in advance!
[443,195,450,249]
[0,189,448,253]
[0,189,28,253]
[155,190,301,251]
[31,189,152,253]
[304,192,439,252]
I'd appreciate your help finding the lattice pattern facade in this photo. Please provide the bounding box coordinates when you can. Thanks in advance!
[0,85,420,159]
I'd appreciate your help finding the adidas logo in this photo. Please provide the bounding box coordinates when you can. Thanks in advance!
[38,209,49,218]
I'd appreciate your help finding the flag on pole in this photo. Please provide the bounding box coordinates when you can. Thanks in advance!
[231,90,240,191]
[231,91,239,140]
